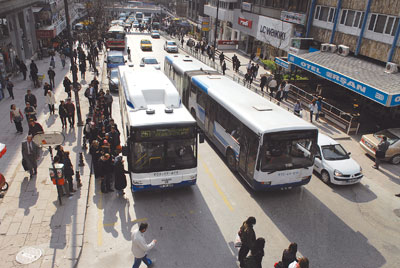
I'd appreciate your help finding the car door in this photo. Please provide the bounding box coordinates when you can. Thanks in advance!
[314,146,323,173]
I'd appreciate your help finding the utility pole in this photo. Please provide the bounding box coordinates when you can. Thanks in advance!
[64,0,84,126]
[213,0,220,62]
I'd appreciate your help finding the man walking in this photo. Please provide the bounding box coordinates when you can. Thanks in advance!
[373,136,390,170]
[222,60,227,75]
[65,98,75,127]
[19,61,28,80]
[131,222,157,268]
[22,135,40,178]
[48,67,56,88]
[6,77,14,99]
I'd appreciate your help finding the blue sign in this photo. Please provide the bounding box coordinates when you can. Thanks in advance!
[390,94,400,106]
[288,53,393,106]
[275,57,294,71]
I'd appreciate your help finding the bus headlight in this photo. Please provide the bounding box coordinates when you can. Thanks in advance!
[334,170,343,177]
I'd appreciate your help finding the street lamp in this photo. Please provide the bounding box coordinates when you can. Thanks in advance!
[213,0,220,62]
[64,0,84,126]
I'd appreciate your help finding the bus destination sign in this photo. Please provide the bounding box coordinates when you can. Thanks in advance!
[137,127,192,140]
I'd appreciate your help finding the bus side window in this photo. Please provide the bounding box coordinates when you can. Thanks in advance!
[197,89,207,108]
[216,104,229,130]
[190,83,196,96]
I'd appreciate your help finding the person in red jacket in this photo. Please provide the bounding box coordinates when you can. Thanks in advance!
[65,98,75,127]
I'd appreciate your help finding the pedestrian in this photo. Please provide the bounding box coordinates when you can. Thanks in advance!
[45,90,56,115]
[281,243,298,268]
[254,63,259,79]
[268,76,277,97]
[181,37,184,47]
[60,53,66,68]
[91,76,100,92]
[219,52,225,65]
[21,135,40,178]
[247,60,252,73]
[283,80,290,101]
[43,82,52,96]
[28,119,44,137]
[236,59,241,72]
[294,100,302,117]
[89,140,101,179]
[98,153,114,193]
[48,67,56,88]
[79,61,86,80]
[58,100,68,128]
[308,100,316,123]
[373,136,390,170]
[19,61,28,80]
[131,222,157,268]
[50,55,55,68]
[222,60,227,75]
[63,76,72,98]
[6,77,14,99]
[65,98,75,127]
[276,82,284,101]
[127,47,131,61]
[24,102,37,123]
[10,104,24,134]
[232,54,237,71]
[251,63,256,79]
[104,89,113,115]
[85,84,97,108]
[114,156,128,196]
[243,237,265,268]
[238,216,256,268]
[63,151,76,194]
[25,90,37,108]
[289,257,309,268]
[260,75,267,92]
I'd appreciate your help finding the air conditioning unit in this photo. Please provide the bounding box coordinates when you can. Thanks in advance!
[338,45,350,56]
[328,44,337,53]
[385,62,398,74]
[320,43,330,52]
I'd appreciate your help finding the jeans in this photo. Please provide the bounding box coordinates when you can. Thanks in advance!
[60,116,67,127]
[68,114,75,126]
[132,255,152,268]
[14,121,23,132]
[48,104,55,114]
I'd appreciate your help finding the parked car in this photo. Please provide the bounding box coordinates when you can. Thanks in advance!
[140,39,152,51]
[105,51,126,73]
[359,128,400,164]
[314,134,363,185]
[164,41,178,53]
[151,30,160,38]
[108,68,119,92]
[140,57,160,70]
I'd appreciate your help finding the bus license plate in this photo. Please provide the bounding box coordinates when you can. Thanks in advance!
[160,183,173,188]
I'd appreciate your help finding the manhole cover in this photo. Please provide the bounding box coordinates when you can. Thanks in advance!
[16,247,42,264]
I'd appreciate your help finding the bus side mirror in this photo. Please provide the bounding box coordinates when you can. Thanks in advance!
[199,132,205,143]
[122,146,129,156]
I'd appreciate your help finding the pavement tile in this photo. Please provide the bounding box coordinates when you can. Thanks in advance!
[32,209,45,224]
[12,208,27,222]
[18,214,34,234]
[0,216,12,234]
[7,222,21,236]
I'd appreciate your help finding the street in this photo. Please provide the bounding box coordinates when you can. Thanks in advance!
[77,32,400,268]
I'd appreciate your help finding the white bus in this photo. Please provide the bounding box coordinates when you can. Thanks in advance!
[118,66,201,192]
[165,55,318,190]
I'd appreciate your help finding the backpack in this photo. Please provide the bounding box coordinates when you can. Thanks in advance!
[84,87,90,98]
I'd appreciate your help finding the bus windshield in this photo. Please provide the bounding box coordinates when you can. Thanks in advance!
[107,32,125,40]
[260,130,317,173]
[132,138,196,172]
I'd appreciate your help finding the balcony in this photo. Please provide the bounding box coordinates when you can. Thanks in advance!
[204,5,234,22]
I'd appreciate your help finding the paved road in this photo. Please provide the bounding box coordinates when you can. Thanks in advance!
[77,32,400,268]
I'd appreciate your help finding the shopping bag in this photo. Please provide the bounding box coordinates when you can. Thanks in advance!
[234,233,242,248]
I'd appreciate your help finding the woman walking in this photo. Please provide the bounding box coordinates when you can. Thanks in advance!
[63,151,76,194]
[238,216,256,268]
[10,104,24,133]
[243,238,265,268]
[45,90,56,115]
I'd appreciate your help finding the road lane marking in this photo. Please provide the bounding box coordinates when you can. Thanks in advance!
[200,158,234,211]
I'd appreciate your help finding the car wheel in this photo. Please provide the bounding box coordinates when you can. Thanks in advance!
[390,154,400,165]
[226,149,236,171]
[321,170,331,184]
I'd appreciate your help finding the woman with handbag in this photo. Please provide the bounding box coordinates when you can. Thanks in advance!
[238,217,257,267]
[10,104,24,134]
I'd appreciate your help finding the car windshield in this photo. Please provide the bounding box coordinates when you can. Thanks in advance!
[132,139,196,172]
[321,144,349,160]
[260,130,317,172]
[141,40,151,44]
[144,58,158,64]
[110,69,119,79]
[167,41,176,46]
[374,129,399,145]
[108,56,124,64]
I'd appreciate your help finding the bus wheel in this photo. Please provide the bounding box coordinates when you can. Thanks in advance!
[226,149,236,171]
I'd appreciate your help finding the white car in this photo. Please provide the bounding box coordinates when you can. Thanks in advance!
[164,41,178,53]
[140,57,160,70]
[314,134,363,185]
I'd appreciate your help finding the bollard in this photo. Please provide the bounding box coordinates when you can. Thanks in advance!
[82,136,87,150]
[79,152,85,167]
[75,170,82,188]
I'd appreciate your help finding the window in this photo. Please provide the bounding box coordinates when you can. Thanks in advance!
[315,6,321,20]
[368,13,399,35]
[328,8,335,22]
[315,5,336,23]
[216,104,229,130]
[340,10,347,24]
[319,6,329,21]
[345,10,355,26]
[339,9,364,28]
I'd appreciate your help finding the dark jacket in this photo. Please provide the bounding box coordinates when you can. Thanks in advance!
[63,157,74,177]
[59,104,68,118]
[25,94,37,107]
[63,78,72,92]
[244,250,264,268]
[114,157,128,190]
[282,249,297,268]
[28,123,44,137]
[239,222,256,248]
[30,62,38,74]
[48,69,55,79]
[98,157,113,175]
[65,102,75,115]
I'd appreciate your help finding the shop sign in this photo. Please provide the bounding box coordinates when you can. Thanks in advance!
[238,17,252,28]
[390,94,400,106]
[242,2,252,12]
[288,53,391,106]
[275,57,294,71]
[256,16,293,51]
[218,40,238,45]
[281,11,306,25]
[36,28,56,39]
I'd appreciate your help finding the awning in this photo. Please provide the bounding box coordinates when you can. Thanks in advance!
[0,143,6,158]
[288,52,400,107]
[275,57,294,71]
[32,7,43,13]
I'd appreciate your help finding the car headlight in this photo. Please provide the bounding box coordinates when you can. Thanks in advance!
[334,169,343,177]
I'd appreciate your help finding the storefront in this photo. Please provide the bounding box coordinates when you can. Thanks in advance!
[233,10,258,54]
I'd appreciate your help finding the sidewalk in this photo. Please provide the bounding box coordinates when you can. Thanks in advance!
[0,46,105,268]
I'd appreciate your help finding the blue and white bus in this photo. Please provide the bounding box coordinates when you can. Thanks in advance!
[165,55,318,190]
[119,66,201,192]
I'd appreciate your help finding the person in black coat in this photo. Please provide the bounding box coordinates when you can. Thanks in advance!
[98,153,114,193]
[244,238,265,268]
[260,75,267,92]
[25,90,37,108]
[89,140,102,179]
[19,61,28,80]
[63,151,76,193]
[114,156,128,195]
[238,217,256,267]
[63,76,72,98]
[281,243,298,268]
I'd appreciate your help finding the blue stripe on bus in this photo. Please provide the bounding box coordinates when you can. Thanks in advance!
[132,179,196,192]
[127,100,135,109]
[192,77,208,94]
[252,177,311,191]
[165,55,173,64]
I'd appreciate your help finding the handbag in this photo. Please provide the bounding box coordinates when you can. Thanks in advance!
[234,232,242,248]
[14,115,23,123]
